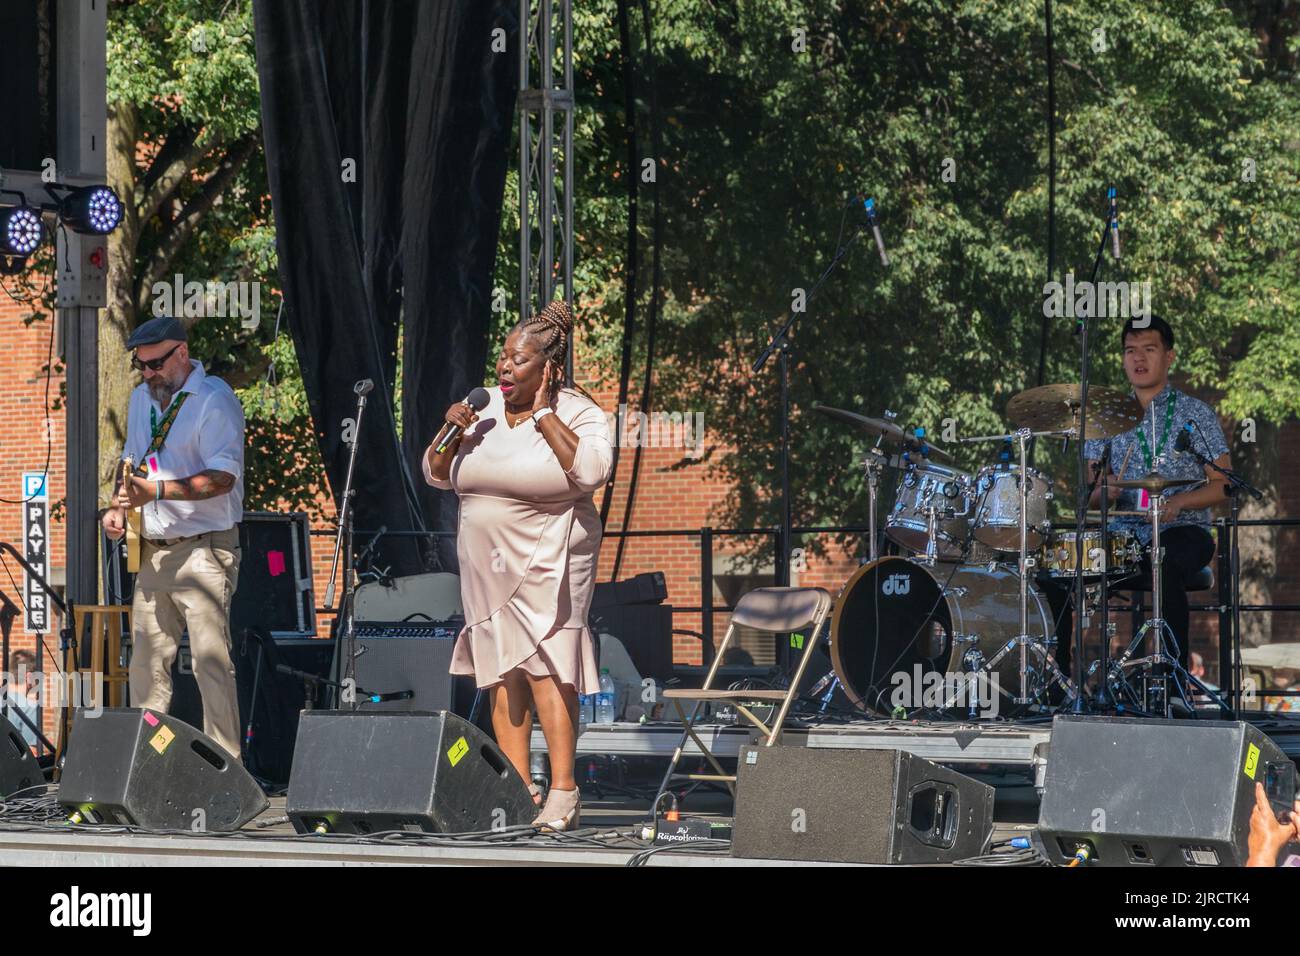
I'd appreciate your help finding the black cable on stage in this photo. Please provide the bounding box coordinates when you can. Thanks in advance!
[610,0,663,581]
[626,837,730,867]
[600,0,640,537]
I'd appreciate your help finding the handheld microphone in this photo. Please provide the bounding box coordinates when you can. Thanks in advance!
[1108,186,1120,260]
[435,386,491,453]
[863,196,890,267]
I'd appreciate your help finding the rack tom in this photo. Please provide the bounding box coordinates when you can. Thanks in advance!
[885,463,972,560]
[972,465,1051,552]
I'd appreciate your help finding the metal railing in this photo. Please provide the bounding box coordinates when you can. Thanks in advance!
[311,514,1300,709]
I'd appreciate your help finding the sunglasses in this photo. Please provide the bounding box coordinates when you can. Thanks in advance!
[131,343,182,372]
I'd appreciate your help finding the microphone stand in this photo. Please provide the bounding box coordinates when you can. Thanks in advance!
[1068,192,1118,714]
[324,380,373,710]
[752,203,871,593]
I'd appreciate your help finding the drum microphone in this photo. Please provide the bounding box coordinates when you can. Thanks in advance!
[1108,185,1121,260]
[1174,422,1195,454]
[862,196,890,267]
[355,378,374,396]
[435,386,491,453]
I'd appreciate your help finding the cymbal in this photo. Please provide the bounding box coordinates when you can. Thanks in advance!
[1112,473,1200,493]
[813,404,955,464]
[1006,384,1142,439]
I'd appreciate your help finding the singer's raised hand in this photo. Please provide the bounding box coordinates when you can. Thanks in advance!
[532,361,558,413]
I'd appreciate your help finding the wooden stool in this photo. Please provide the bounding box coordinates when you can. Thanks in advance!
[54,605,132,766]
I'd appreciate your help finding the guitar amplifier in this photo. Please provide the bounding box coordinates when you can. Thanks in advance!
[330,619,468,714]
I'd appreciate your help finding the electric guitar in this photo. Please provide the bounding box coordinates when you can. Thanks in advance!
[117,456,143,572]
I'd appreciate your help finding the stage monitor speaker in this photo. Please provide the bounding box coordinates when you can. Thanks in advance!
[285,710,534,834]
[331,620,461,713]
[58,708,268,831]
[1,713,41,798]
[230,512,316,637]
[732,745,995,864]
[1037,715,1298,867]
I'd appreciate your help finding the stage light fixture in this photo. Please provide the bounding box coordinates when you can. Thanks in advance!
[55,184,123,235]
[0,205,45,257]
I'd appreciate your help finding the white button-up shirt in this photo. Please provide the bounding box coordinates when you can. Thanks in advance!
[120,360,245,538]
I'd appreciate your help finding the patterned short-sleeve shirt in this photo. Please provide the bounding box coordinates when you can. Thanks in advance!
[1082,383,1229,545]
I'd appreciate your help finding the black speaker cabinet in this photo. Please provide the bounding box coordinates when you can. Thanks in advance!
[230,512,315,637]
[1,713,41,798]
[732,745,995,864]
[1037,715,1296,867]
[58,708,268,831]
[285,710,535,834]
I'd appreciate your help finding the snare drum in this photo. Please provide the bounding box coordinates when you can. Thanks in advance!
[972,465,1051,552]
[885,463,972,560]
[1038,528,1141,578]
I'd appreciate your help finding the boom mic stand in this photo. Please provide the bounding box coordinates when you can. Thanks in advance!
[323,379,373,710]
[1068,188,1120,714]
[752,197,880,593]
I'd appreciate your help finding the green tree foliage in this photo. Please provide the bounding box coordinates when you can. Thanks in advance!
[104,2,1297,541]
[105,0,326,514]
[496,0,1299,556]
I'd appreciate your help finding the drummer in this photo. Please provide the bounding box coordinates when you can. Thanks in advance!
[1073,314,1231,672]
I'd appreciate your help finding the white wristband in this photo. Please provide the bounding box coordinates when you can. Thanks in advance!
[532,408,555,426]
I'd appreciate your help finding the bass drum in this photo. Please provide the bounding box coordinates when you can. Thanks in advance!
[830,557,1053,719]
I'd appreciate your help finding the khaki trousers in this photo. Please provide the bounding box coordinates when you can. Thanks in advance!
[129,528,242,760]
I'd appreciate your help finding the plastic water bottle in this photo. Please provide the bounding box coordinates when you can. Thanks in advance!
[577,694,591,736]
[595,669,616,724]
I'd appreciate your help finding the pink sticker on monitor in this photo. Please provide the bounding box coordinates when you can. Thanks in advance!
[267,550,286,577]
[142,711,160,727]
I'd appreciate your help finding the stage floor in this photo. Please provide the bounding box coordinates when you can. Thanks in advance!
[0,792,1035,867]
[2,714,1295,867]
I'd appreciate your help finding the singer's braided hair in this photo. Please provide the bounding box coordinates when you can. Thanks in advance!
[512,299,596,404]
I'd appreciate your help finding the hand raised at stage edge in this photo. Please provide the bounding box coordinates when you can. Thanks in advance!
[1246,781,1300,866]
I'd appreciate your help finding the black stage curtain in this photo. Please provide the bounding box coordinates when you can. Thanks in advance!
[253,0,517,574]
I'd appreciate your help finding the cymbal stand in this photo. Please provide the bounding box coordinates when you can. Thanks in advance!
[863,446,888,562]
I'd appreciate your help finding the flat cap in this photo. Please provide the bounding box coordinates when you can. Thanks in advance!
[126,316,187,349]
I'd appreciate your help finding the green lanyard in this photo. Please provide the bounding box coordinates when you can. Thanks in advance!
[1135,391,1177,471]
[149,395,184,441]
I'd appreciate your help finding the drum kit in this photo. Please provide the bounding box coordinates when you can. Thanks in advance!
[808,381,1213,721]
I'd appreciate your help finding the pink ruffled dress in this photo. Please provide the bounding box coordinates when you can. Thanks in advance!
[423,387,613,695]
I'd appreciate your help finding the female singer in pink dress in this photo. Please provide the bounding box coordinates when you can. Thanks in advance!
[423,301,612,830]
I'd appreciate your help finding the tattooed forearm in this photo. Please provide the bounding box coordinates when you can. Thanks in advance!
[163,470,236,501]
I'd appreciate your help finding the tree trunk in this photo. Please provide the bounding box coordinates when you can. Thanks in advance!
[1236,417,1278,650]
[100,101,141,505]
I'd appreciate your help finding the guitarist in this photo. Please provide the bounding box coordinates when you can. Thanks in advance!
[101,316,246,760]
